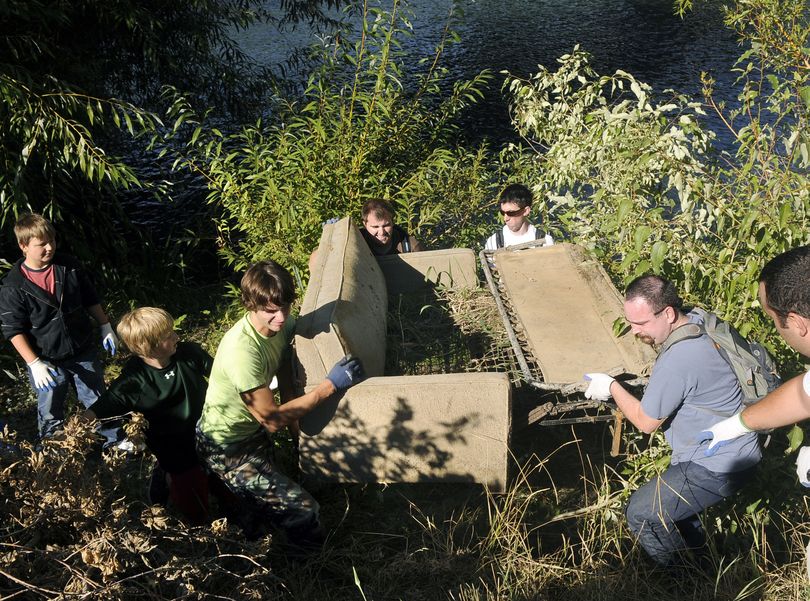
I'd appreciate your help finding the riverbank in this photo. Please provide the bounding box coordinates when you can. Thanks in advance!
[0,273,808,599]
[1,379,806,599]
[1,0,808,596]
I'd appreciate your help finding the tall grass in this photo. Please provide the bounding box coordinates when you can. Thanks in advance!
[1,395,807,599]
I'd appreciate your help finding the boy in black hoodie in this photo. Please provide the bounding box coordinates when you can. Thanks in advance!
[0,213,119,443]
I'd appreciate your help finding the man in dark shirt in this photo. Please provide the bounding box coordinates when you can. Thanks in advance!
[359,199,424,256]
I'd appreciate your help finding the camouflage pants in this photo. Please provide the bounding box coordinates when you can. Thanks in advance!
[195,428,320,539]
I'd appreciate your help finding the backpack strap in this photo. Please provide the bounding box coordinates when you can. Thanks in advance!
[659,322,704,355]
[657,322,737,419]
[394,224,411,253]
[495,229,504,249]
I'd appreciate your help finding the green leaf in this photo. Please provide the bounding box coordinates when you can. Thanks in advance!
[799,143,809,168]
[650,240,667,271]
[634,225,652,251]
[616,197,634,223]
[786,425,804,455]
[778,201,792,228]
[799,86,810,109]
[612,316,628,337]
[635,260,651,276]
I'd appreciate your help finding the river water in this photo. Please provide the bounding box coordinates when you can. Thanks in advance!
[126,0,742,234]
[238,0,742,149]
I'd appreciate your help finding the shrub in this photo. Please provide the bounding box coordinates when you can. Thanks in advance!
[179,0,507,280]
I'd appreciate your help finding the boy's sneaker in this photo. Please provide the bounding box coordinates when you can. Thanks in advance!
[116,438,145,453]
[148,464,170,505]
[102,438,145,454]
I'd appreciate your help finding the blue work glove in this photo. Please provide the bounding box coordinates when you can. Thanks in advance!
[27,358,58,392]
[698,413,751,456]
[323,217,340,226]
[326,355,365,392]
[100,322,118,356]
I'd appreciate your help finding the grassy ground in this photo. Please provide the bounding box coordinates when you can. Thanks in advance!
[1,285,809,600]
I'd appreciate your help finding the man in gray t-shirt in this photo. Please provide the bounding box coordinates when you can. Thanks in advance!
[583,274,761,566]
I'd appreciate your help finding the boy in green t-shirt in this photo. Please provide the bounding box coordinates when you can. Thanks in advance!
[86,307,214,524]
[196,259,365,546]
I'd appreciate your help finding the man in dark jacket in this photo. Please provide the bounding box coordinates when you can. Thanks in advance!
[359,199,423,256]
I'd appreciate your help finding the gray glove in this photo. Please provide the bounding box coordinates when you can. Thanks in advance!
[100,322,118,356]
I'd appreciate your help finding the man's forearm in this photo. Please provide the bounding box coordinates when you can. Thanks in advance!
[741,374,810,430]
[275,380,337,423]
[243,379,337,434]
[609,381,662,434]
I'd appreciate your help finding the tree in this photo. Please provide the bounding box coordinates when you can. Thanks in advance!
[504,0,809,366]
[0,0,347,263]
[175,0,496,278]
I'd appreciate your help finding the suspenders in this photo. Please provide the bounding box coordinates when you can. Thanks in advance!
[495,228,545,249]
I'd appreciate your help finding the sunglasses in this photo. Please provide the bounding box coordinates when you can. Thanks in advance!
[499,207,526,217]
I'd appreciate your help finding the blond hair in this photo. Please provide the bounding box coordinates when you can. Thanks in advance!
[14,213,56,246]
[116,307,175,357]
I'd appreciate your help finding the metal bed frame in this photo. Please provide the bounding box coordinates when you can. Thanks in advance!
[479,241,650,451]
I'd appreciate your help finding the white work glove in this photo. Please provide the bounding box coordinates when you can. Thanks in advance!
[100,322,118,356]
[27,358,58,392]
[583,373,615,401]
[698,413,751,456]
[796,446,810,488]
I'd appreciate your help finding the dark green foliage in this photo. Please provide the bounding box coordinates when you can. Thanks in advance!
[0,0,349,285]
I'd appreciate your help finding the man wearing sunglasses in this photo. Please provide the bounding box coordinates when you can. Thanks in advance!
[483,184,554,250]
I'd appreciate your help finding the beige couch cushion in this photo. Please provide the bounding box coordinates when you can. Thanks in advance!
[295,218,388,386]
[376,248,478,295]
[299,372,512,490]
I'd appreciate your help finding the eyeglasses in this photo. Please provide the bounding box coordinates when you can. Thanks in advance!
[499,207,526,217]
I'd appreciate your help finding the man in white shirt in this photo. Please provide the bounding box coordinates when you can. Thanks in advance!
[483,184,554,250]
[704,245,810,461]
[702,245,810,579]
